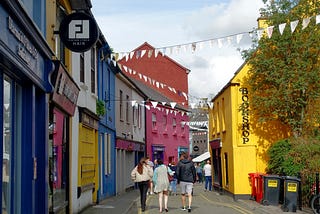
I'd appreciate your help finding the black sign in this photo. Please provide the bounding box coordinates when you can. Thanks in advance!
[193,146,199,152]
[59,12,99,52]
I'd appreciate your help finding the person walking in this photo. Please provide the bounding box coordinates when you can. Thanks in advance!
[168,162,177,196]
[196,163,203,183]
[176,152,196,212]
[203,159,212,191]
[131,157,153,212]
[152,159,173,213]
[146,156,155,195]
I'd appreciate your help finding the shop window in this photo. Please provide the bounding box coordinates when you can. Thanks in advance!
[2,76,22,213]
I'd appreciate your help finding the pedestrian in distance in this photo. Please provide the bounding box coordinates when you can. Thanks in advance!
[152,159,173,213]
[196,162,203,183]
[169,162,177,196]
[203,159,212,191]
[176,152,196,212]
[131,157,153,212]
[146,156,155,195]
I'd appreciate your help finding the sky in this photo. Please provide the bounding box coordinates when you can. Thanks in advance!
[91,0,265,101]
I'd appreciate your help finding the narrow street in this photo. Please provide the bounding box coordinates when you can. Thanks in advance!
[81,182,312,214]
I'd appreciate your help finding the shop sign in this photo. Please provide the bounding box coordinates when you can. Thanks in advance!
[59,12,99,52]
[239,87,250,144]
[51,61,80,116]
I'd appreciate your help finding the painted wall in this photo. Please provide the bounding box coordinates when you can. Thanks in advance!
[146,104,189,165]
[115,73,146,193]
[209,63,290,198]
[97,47,117,200]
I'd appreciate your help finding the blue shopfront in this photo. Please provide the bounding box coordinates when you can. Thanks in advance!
[0,1,54,213]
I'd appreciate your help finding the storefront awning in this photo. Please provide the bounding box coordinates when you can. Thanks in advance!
[192,151,210,163]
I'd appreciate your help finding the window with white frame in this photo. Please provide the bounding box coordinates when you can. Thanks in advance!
[152,112,157,130]
[119,90,123,120]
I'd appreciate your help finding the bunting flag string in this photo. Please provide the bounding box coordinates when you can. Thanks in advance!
[103,12,320,113]
[109,13,320,62]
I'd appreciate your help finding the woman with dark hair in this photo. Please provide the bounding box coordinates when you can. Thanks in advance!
[152,159,173,213]
[131,157,153,212]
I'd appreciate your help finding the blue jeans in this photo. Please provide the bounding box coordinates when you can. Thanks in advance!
[205,176,212,191]
[170,178,177,193]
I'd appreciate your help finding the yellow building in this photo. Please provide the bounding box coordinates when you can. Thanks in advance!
[208,62,290,199]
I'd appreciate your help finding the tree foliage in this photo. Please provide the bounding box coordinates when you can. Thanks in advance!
[242,0,320,136]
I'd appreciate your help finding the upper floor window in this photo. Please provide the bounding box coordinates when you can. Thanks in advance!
[119,90,123,120]
[133,105,137,126]
[163,115,167,130]
[80,53,84,83]
[152,112,157,130]
[126,95,129,123]
[19,0,45,33]
[138,105,142,128]
[172,118,177,131]
[181,120,185,133]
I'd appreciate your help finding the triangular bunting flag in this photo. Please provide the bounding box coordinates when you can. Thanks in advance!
[151,101,158,108]
[141,50,146,58]
[129,51,134,59]
[290,20,299,33]
[155,49,160,57]
[257,29,264,40]
[279,23,286,35]
[267,26,274,39]
[316,15,320,24]
[170,102,177,109]
[302,17,311,30]
[148,50,153,58]
[161,102,166,106]
[236,34,243,44]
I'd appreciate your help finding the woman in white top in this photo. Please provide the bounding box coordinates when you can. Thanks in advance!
[152,159,173,213]
[131,157,153,212]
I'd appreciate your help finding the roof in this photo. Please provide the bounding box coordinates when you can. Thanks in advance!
[131,42,190,74]
[192,151,210,163]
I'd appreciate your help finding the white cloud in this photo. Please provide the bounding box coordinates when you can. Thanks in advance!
[92,0,265,99]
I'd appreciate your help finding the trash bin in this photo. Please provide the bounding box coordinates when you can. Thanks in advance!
[281,176,300,212]
[262,175,281,206]
[248,173,257,201]
[248,173,264,203]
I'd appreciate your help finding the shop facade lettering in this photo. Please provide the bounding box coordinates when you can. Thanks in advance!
[239,87,250,144]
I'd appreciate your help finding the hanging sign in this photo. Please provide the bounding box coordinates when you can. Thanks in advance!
[59,12,99,52]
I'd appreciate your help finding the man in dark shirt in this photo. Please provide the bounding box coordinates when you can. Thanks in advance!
[176,152,196,212]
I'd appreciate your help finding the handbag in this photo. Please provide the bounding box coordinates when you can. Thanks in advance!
[167,167,174,182]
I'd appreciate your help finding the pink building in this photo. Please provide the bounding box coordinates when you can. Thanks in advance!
[126,71,189,165]
[120,42,190,164]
